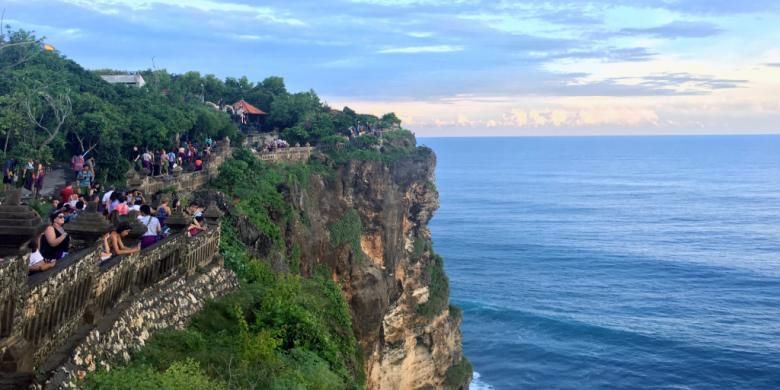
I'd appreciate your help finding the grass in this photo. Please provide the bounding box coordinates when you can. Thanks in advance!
[329,208,364,261]
[416,253,450,318]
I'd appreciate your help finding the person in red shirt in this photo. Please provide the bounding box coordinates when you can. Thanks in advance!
[60,183,75,204]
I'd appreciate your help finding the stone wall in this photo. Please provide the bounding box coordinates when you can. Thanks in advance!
[257,146,314,163]
[0,225,226,388]
[44,265,238,389]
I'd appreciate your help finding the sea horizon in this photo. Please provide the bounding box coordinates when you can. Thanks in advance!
[418,133,780,139]
[425,135,780,389]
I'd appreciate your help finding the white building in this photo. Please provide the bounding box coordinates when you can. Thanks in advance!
[100,74,146,88]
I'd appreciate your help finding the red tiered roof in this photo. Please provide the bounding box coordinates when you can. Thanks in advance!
[233,99,267,115]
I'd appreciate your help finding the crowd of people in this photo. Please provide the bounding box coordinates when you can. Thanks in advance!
[3,158,52,198]
[261,139,290,153]
[4,138,222,274]
[131,138,216,176]
[27,182,209,274]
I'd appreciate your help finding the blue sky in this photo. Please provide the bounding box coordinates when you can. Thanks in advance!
[4,0,780,136]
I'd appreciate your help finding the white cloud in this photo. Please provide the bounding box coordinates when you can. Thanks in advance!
[407,31,434,38]
[60,0,305,26]
[377,45,463,54]
[229,34,271,41]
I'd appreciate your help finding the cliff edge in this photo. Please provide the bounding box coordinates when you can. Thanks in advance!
[267,146,470,389]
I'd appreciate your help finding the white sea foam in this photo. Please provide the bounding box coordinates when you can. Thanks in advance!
[470,372,495,390]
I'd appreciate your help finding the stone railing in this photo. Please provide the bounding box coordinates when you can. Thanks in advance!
[128,142,232,195]
[0,225,222,383]
[257,146,314,163]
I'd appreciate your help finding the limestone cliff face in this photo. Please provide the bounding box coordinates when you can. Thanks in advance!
[284,148,470,389]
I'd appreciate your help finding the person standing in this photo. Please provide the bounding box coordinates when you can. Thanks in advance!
[2,158,15,191]
[77,166,93,195]
[33,162,45,198]
[142,149,152,174]
[167,150,176,171]
[160,149,169,176]
[71,154,84,180]
[23,159,34,192]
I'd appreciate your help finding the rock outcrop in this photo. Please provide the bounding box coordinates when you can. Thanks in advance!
[277,147,470,389]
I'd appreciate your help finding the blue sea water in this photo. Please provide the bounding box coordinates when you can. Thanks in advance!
[422,136,780,390]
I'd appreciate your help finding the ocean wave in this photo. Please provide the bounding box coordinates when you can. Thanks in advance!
[470,372,495,390]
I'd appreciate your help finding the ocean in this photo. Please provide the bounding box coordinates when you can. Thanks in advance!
[422,136,780,389]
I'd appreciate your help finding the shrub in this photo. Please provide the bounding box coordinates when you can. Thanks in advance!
[329,208,364,261]
[444,357,473,389]
[85,220,363,389]
[417,253,450,317]
[83,359,226,390]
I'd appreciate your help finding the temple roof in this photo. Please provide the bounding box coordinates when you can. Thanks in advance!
[233,99,267,115]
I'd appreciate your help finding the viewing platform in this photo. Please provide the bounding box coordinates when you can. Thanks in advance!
[0,214,229,387]
[127,141,232,195]
[0,142,236,388]
[256,146,314,163]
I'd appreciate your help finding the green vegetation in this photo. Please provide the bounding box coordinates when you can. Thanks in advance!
[28,198,52,219]
[211,148,329,256]
[329,208,364,261]
[444,357,473,389]
[448,304,463,321]
[416,253,450,318]
[0,30,239,183]
[1,28,409,184]
[83,359,226,390]
[323,129,418,163]
[413,235,431,258]
[84,220,363,389]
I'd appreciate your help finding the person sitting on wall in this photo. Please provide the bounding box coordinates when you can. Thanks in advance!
[40,212,70,261]
[187,215,207,237]
[99,232,112,262]
[185,201,203,218]
[156,197,172,228]
[138,205,162,249]
[108,221,140,256]
[28,229,56,273]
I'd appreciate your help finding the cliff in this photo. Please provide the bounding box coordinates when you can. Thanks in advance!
[229,146,472,389]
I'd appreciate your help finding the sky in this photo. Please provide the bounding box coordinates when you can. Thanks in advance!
[3,0,780,136]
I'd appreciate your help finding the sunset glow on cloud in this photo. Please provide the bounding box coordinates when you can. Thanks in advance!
[6,0,780,135]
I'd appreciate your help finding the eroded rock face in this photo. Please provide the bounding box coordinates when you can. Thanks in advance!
[284,149,470,389]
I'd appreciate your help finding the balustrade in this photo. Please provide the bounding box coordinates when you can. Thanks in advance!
[1,223,223,378]
[0,142,230,382]
[257,146,314,163]
[128,144,231,195]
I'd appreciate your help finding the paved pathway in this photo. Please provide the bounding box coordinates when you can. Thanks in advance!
[18,166,68,199]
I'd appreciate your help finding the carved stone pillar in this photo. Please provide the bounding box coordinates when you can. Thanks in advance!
[64,201,110,250]
[0,190,43,258]
[126,167,143,190]
[165,209,189,234]
[123,211,147,246]
[203,200,224,228]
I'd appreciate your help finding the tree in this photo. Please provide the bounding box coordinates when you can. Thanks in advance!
[0,26,42,73]
[268,90,322,131]
[23,88,72,149]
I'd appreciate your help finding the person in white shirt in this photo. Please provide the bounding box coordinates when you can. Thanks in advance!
[102,187,114,213]
[28,232,56,272]
[137,205,162,249]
